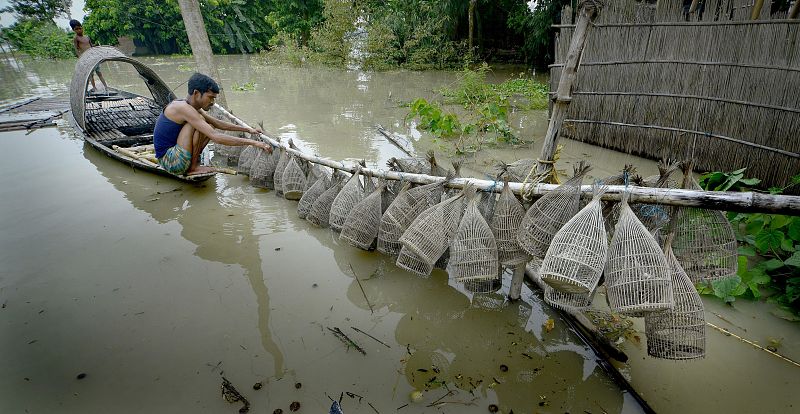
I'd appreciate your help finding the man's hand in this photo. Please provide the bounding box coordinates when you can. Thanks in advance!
[257,141,273,154]
[248,127,263,136]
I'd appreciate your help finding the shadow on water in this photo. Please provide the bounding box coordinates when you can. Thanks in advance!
[81,143,286,379]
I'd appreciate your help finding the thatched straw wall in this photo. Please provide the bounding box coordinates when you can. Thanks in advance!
[552,1,800,189]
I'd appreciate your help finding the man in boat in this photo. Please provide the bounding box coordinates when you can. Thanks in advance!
[154,73,272,176]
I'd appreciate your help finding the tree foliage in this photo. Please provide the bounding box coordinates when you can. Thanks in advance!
[1,0,71,22]
[1,20,74,59]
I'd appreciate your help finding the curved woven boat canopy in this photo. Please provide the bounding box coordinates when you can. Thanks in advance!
[70,46,175,130]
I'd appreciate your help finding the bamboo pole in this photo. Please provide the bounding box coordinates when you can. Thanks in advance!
[213,104,800,216]
[751,0,765,20]
[508,264,526,300]
[791,1,800,19]
[538,0,603,175]
[113,145,160,168]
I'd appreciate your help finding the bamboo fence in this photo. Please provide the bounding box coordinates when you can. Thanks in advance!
[551,1,800,190]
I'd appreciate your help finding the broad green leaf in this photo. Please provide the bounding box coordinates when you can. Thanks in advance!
[770,215,790,229]
[755,229,784,253]
[785,251,800,268]
[712,275,743,303]
[762,259,785,271]
[738,177,761,186]
[787,219,800,241]
[781,238,795,252]
[745,217,765,234]
[738,246,756,256]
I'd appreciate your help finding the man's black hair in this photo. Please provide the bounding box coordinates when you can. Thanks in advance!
[188,73,220,95]
[69,20,81,29]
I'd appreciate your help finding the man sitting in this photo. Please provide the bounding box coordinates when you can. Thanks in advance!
[154,73,271,175]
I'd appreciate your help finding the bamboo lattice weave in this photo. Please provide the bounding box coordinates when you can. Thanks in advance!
[645,247,706,360]
[551,11,800,190]
[298,174,330,219]
[606,198,674,315]
[329,167,366,232]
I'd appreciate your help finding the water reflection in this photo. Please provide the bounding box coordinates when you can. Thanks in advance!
[81,144,286,379]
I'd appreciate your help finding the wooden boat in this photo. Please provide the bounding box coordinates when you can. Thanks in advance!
[68,46,216,182]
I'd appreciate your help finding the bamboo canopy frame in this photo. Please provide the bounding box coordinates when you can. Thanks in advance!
[69,47,175,130]
[212,104,800,216]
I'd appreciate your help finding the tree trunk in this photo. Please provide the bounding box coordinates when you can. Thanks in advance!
[468,0,477,52]
[176,0,228,107]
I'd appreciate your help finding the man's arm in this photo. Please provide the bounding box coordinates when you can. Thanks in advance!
[181,106,270,150]
[73,37,80,57]
[200,110,261,135]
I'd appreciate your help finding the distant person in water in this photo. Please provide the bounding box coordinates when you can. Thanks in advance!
[153,73,272,176]
[69,19,109,93]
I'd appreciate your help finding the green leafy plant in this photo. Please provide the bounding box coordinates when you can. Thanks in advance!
[440,64,549,110]
[1,20,73,59]
[697,171,800,316]
[232,81,257,91]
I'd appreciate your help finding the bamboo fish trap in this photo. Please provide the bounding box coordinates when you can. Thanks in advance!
[307,174,344,228]
[248,148,274,188]
[450,188,499,290]
[329,166,366,232]
[396,245,435,277]
[606,194,674,315]
[377,179,447,256]
[490,179,528,266]
[399,190,466,267]
[298,173,330,219]
[671,164,738,283]
[237,145,258,175]
[644,245,706,360]
[272,140,296,197]
[340,183,386,250]
[282,155,307,200]
[540,185,608,294]
[516,162,591,259]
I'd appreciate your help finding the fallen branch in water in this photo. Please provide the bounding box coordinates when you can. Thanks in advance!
[351,326,391,348]
[706,322,800,368]
[328,327,367,355]
[349,263,374,314]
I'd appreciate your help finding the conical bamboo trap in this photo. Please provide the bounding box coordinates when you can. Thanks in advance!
[329,166,365,232]
[540,186,608,294]
[400,190,466,266]
[298,173,330,219]
[306,175,344,228]
[490,179,529,266]
[249,148,274,189]
[282,155,307,200]
[606,195,674,315]
[516,162,591,259]
[449,189,499,288]
[644,245,706,360]
[237,145,258,175]
[672,168,738,283]
[377,180,447,256]
[340,183,385,250]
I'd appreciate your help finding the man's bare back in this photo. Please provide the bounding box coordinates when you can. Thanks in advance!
[74,34,92,56]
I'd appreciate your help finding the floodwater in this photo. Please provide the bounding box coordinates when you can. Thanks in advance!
[0,54,798,414]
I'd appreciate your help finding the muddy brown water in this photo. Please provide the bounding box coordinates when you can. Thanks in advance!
[1,54,798,413]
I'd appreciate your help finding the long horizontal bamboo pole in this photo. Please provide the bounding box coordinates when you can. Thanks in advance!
[562,119,800,159]
[548,60,800,73]
[554,19,800,27]
[548,91,800,114]
[212,105,800,216]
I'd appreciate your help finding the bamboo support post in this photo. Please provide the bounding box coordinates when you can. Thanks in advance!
[508,263,526,301]
[751,0,765,20]
[791,1,800,19]
[213,104,800,215]
[538,0,603,175]
[688,0,700,13]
